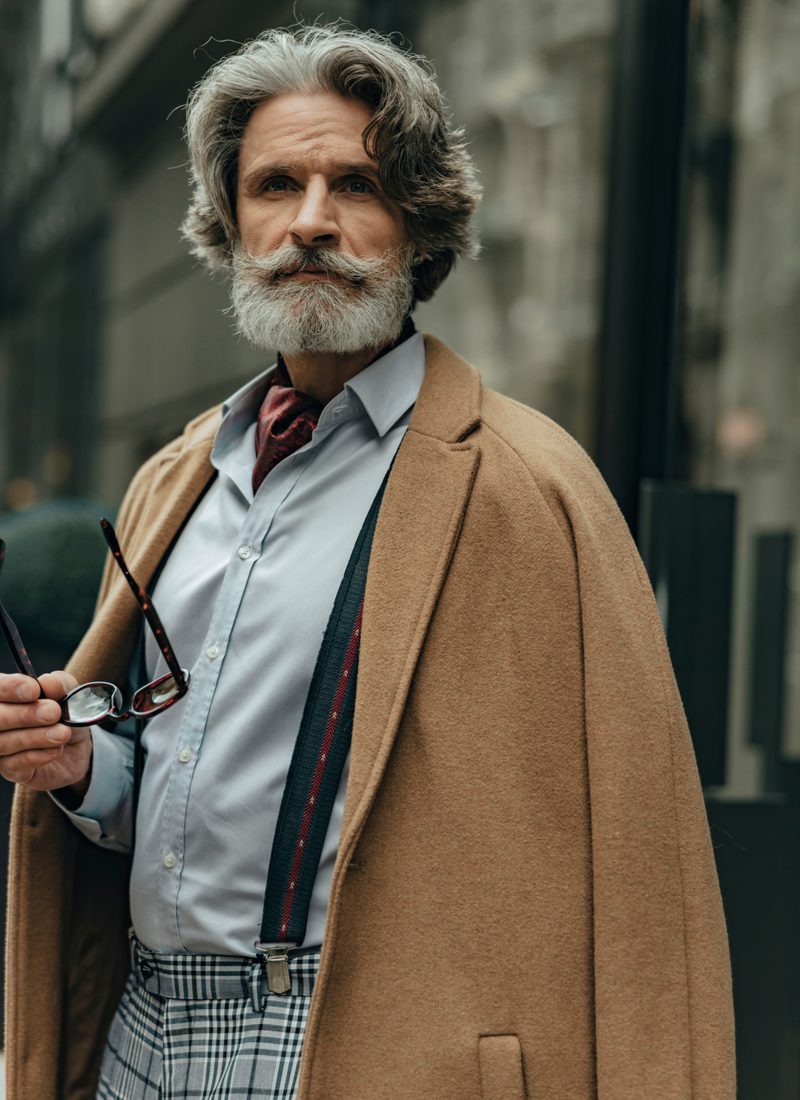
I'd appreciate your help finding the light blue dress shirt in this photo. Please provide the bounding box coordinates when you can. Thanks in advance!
[57,332,426,955]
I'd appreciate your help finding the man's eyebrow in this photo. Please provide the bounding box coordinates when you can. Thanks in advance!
[333,162,380,179]
[240,163,294,190]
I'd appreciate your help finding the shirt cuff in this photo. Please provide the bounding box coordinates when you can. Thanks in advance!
[74,727,132,819]
[49,726,133,850]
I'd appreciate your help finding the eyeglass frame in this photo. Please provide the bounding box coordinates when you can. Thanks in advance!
[0,518,190,727]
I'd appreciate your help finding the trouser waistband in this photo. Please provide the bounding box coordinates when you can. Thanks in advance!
[128,931,320,1012]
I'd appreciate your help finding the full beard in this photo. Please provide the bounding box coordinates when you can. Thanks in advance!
[229,242,415,356]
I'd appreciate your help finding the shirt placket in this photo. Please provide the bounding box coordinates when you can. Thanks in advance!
[156,456,311,949]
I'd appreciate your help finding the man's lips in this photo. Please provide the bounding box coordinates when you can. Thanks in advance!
[276,268,353,282]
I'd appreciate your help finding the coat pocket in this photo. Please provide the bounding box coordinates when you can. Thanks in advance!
[478,1034,528,1100]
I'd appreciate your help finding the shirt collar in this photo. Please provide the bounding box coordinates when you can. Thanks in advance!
[213,327,425,462]
[220,365,277,424]
[342,330,425,438]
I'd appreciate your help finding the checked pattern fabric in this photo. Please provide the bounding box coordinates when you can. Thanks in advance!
[96,937,321,1100]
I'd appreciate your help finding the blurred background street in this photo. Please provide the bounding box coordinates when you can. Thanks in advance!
[0,1,799,1095]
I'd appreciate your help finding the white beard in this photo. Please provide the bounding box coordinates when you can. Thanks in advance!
[229,243,414,355]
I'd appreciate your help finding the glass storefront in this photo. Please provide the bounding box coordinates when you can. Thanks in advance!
[682,0,800,796]
[679,4,800,1092]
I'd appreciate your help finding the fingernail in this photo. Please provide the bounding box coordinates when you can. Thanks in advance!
[36,702,59,722]
[46,727,70,742]
[16,682,37,701]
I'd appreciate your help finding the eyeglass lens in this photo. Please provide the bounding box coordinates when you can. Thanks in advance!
[133,672,184,716]
[62,683,121,724]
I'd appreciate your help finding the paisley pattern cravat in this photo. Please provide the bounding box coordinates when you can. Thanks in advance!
[252,359,322,493]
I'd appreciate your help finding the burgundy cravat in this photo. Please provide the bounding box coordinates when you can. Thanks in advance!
[252,360,322,493]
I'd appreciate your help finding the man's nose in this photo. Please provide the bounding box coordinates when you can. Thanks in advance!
[288,182,340,248]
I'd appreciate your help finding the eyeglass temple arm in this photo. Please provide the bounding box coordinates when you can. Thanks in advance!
[99,520,186,688]
[0,540,40,680]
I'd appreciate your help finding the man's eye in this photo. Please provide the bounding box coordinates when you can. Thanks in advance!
[345,178,373,194]
[262,178,290,192]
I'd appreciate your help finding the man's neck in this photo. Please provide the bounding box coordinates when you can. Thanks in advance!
[279,316,417,405]
[280,346,388,406]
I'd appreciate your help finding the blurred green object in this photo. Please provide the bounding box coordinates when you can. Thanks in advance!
[0,500,113,665]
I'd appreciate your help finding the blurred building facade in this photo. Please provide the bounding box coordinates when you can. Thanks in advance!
[0,0,799,1093]
[0,0,616,508]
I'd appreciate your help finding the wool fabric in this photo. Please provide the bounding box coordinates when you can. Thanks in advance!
[5,336,735,1100]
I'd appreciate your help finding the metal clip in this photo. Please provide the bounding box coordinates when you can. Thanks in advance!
[255,942,297,995]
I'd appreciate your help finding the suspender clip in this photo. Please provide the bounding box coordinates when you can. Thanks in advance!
[255,942,297,995]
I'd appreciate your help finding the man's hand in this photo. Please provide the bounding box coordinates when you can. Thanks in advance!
[0,672,93,801]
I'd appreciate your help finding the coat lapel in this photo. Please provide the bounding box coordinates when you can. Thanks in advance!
[339,335,482,848]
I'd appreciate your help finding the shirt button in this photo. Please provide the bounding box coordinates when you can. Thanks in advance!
[178,747,192,764]
[163,852,177,870]
[207,644,220,660]
[238,545,252,560]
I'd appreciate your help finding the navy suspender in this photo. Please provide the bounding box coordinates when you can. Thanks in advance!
[255,467,391,992]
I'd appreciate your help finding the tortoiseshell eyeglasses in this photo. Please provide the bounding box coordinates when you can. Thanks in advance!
[0,518,190,726]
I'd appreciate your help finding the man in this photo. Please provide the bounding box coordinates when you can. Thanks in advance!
[2,24,734,1100]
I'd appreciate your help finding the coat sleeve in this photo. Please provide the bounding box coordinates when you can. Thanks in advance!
[556,449,736,1099]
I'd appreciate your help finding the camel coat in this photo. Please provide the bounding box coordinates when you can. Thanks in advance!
[4,337,735,1099]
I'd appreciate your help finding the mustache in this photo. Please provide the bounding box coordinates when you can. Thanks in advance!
[232,244,409,286]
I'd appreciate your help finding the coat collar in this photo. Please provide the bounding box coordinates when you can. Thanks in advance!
[407,334,481,442]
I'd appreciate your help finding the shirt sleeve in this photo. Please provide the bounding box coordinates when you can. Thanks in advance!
[48,725,134,854]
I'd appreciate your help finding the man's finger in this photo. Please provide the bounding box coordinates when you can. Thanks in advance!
[0,724,73,756]
[0,699,63,732]
[38,671,79,700]
[0,674,42,703]
[0,672,78,706]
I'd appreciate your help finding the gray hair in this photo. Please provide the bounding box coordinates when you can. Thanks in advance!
[180,24,481,302]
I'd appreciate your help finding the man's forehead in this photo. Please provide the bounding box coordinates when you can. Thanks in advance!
[241,92,373,152]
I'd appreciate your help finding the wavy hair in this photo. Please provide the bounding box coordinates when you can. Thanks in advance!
[180,24,481,302]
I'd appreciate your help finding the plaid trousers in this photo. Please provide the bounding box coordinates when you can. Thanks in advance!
[96,935,321,1100]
